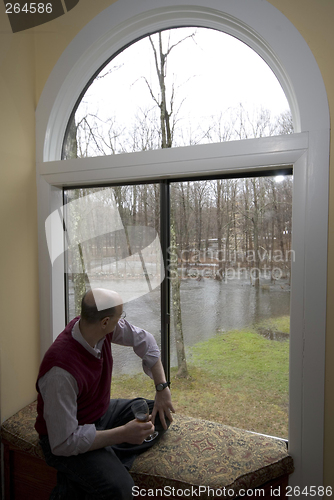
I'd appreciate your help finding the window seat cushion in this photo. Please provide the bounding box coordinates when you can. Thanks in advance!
[1,401,294,499]
[130,414,293,497]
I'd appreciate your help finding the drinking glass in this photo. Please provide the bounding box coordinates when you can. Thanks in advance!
[131,399,159,442]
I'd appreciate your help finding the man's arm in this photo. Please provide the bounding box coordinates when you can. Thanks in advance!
[111,319,160,377]
[88,419,155,451]
[90,359,174,450]
[111,320,175,428]
[38,367,96,456]
[150,358,175,429]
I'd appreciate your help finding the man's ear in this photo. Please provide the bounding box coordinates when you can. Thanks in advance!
[101,317,110,329]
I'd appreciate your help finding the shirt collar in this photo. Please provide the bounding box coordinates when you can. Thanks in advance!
[72,320,104,359]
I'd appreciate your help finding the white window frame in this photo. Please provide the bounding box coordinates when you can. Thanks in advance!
[36,0,330,489]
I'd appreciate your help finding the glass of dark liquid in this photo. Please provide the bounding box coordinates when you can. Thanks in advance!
[131,399,159,442]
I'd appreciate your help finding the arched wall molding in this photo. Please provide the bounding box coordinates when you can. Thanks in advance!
[35,0,330,489]
[36,0,329,163]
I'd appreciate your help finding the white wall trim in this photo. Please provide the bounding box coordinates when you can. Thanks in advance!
[37,133,307,186]
[36,0,330,488]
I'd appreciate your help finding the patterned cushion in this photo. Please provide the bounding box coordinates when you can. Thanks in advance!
[1,401,44,459]
[131,415,294,497]
[1,402,294,498]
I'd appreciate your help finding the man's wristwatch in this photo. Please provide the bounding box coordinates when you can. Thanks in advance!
[155,382,170,391]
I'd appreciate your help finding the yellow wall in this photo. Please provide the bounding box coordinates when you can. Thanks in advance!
[0,0,333,485]
[0,6,39,421]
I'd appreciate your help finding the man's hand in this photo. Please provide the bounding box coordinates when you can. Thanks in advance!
[150,359,176,429]
[122,418,155,445]
[151,387,175,430]
[89,418,155,451]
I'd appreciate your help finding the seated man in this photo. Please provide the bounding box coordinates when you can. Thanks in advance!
[35,288,174,500]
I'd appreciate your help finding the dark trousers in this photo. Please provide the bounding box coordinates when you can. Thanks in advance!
[40,398,168,500]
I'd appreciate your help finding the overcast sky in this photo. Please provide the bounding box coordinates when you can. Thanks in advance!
[76,27,290,148]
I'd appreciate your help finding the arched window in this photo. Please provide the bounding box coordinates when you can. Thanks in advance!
[36,0,329,488]
[62,27,292,159]
[60,27,294,443]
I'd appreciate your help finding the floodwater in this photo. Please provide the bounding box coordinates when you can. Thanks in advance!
[107,276,290,376]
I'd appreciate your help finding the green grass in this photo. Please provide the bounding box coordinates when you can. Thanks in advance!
[111,317,289,439]
[255,315,290,334]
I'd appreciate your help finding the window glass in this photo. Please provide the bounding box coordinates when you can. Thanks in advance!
[63,27,292,159]
[170,174,292,439]
[64,173,292,438]
[62,26,293,434]
[63,184,162,381]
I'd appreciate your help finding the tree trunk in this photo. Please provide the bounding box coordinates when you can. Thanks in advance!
[170,215,188,378]
[215,180,224,281]
[251,179,260,288]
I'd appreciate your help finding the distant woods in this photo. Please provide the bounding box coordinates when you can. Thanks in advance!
[170,176,293,288]
[66,174,292,305]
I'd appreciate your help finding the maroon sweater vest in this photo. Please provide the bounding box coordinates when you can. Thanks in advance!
[35,316,113,436]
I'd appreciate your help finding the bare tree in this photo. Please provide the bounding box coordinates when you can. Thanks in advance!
[215,180,225,281]
[170,205,188,378]
[144,31,194,377]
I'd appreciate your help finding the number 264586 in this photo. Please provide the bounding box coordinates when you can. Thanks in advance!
[6,3,53,14]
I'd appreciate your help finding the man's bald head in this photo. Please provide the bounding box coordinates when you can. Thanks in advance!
[81,288,123,324]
